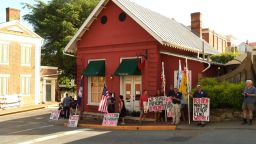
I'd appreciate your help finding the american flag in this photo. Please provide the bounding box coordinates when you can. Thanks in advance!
[98,83,109,113]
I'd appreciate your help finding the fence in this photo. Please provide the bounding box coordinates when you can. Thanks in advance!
[0,95,23,110]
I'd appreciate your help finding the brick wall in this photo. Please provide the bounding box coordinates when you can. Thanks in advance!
[0,41,35,105]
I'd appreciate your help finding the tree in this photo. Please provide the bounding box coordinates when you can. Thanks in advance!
[23,0,99,86]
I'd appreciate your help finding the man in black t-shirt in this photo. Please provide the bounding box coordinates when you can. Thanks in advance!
[171,88,182,125]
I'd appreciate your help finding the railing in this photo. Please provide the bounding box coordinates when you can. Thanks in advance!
[0,95,23,110]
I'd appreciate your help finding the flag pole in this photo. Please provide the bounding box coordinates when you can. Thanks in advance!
[186,58,191,125]
[162,62,167,122]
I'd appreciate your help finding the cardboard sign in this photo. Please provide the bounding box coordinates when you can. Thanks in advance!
[102,113,119,126]
[165,97,174,117]
[67,115,79,127]
[49,110,60,120]
[193,98,210,121]
[148,96,166,112]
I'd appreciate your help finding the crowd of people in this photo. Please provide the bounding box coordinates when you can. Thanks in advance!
[60,80,256,126]
[59,93,77,119]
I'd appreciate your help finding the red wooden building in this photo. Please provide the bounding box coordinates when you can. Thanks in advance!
[64,0,220,113]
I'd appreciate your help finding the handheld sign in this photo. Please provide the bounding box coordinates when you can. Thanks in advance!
[165,97,174,117]
[67,115,80,127]
[102,113,119,126]
[50,110,60,120]
[193,98,210,121]
[148,96,166,112]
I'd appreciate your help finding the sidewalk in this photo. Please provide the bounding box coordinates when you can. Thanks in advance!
[177,121,256,130]
[0,103,58,116]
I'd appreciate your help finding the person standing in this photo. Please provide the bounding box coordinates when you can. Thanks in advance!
[63,93,71,119]
[242,80,256,125]
[119,95,127,125]
[140,90,149,125]
[107,92,116,113]
[171,88,182,125]
[192,85,208,127]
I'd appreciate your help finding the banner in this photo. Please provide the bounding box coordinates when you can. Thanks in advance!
[148,96,166,112]
[102,113,119,126]
[67,115,79,127]
[193,98,210,121]
[49,110,60,120]
[165,97,174,117]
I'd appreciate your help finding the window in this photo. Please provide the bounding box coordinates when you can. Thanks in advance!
[21,44,31,65]
[88,76,105,105]
[174,70,192,91]
[20,75,31,96]
[0,75,9,96]
[0,42,9,64]
[101,15,107,24]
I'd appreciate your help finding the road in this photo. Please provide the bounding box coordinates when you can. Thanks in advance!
[0,108,256,144]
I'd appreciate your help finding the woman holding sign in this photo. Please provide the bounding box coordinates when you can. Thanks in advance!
[192,85,208,127]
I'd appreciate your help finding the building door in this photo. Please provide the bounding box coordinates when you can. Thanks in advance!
[122,76,142,112]
[46,80,52,102]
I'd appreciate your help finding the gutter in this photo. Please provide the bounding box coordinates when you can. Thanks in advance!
[63,49,75,57]
[160,51,212,72]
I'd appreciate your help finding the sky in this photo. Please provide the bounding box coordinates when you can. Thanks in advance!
[1,0,255,43]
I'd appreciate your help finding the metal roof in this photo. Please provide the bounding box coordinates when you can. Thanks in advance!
[64,0,219,55]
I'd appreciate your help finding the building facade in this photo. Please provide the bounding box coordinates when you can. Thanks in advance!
[0,8,43,107]
[191,12,235,53]
[64,0,220,113]
[40,66,59,104]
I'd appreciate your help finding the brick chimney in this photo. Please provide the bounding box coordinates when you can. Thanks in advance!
[6,8,20,22]
[191,12,202,38]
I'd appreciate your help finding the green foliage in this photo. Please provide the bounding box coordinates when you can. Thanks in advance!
[23,0,99,87]
[197,78,245,109]
[210,53,239,64]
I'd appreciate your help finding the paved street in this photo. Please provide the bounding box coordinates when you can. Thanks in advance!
[1,108,256,144]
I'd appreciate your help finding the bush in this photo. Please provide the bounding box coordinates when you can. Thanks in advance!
[196,78,245,109]
[210,53,239,64]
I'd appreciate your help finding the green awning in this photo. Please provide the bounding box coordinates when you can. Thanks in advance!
[83,60,105,76]
[114,59,141,76]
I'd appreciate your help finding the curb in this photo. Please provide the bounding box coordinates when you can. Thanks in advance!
[64,123,176,131]
[0,106,46,116]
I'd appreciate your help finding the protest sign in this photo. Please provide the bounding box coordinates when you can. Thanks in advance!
[148,96,166,112]
[49,110,60,120]
[193,98,210,121]
[165,97,173,117]
[102,113,119,126]
[67,115,79,127]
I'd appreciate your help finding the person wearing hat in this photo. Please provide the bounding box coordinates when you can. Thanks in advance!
[192,85,208,127]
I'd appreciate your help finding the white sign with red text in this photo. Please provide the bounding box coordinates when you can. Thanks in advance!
[49,110,60,120]
[67,115,79,127]
[193,98,210,121]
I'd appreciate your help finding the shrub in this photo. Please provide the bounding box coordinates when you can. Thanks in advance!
[210,53,239,64]
[196,78,245,109]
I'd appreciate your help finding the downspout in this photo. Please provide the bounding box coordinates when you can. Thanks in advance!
[202,61,211,73]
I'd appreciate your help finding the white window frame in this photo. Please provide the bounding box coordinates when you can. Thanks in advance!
[174,70,192,91]
[87,59,105,106]
[20,74,31,96]
[0,41,10,65]
[20,44,32,66]
[0,74,10,96]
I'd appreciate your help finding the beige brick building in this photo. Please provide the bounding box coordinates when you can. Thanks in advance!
[0,8,43,107]
[191,12,235,53]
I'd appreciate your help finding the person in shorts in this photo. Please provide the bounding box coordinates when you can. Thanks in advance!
[242,80,256,125]
[139,90,148,125]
